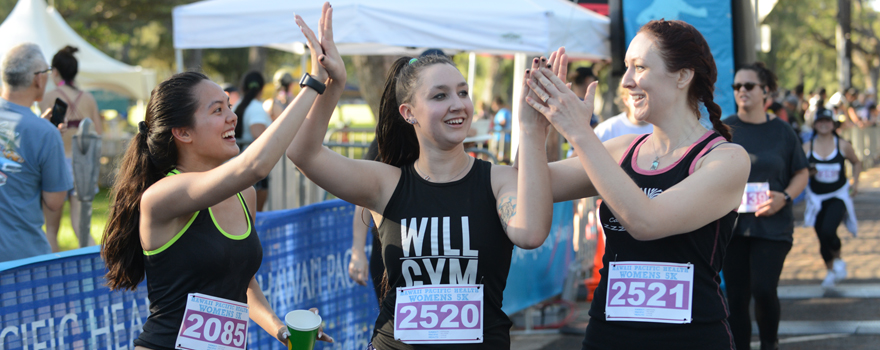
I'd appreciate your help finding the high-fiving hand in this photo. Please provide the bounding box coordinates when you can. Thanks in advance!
[295,2,345,84]
[524,49,598,141]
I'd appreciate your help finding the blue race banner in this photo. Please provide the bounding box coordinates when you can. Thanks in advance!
[1,199,574,349]
[622,0,736,117]
[502,201,575,315]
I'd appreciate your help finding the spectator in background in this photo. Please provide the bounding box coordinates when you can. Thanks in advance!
[0,43,72,262]
[593,84,652,142]
[234,71,272,211]
[842,87,864,128]
[492,96,512,160]
[223,84,240,107]
[569,66,600,126]
[38,45,102,252]
[264,70,295,121]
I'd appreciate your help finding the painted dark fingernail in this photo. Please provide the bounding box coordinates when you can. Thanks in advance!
[533,58,538,63]
[526,69,530,74]
[320,56,325,61]
[547,64,551,68]
[541,57,546,62]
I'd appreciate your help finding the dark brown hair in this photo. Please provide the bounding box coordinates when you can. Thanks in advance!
[51,46,78,87]
[376,54,455,167]
[639,20,731,141]
[737,61,778,96]
[101,71,208,290]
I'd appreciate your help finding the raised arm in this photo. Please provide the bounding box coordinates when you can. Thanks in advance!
[526,68,750,240]
[141,19,327,224]
[285,5,397,212]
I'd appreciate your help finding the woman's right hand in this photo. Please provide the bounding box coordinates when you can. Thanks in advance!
[295,14,329,83]
[315,2,346,84]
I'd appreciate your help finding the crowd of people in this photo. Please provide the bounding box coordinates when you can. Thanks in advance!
[0,3,872,350]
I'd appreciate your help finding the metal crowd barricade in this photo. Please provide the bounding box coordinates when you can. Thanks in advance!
[841,125,880,170]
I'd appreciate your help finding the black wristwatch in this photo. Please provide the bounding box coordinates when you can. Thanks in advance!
[299,73,326,94]
[783,191,792,203]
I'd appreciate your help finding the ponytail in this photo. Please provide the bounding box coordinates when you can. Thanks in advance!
[234,71,265,140]
[102,72,207,290]
[377,54,455,167]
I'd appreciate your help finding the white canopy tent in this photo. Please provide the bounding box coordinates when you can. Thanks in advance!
[173,0,609,59]
[0,0,156,100]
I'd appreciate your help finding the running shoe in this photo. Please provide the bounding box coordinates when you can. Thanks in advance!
[833,258,847,282]
[821,270,836,288]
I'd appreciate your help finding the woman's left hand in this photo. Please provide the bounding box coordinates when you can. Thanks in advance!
[755,191,786,217]
[277,308,334,345]
[524,67,597,140]
[316,2,346,84]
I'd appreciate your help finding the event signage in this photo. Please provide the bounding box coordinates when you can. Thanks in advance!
[1,199,576,350]
[393,285,483,344]
[604,261,694,324]
[175,293,249,350]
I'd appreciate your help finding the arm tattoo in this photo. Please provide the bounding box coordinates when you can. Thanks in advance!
[498,196,517,231]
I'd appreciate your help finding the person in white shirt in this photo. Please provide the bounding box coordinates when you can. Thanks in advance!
[593,85,653,142]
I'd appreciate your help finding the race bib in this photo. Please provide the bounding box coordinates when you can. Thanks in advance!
[605,261,694,324]
[175,293,249,350]
[814,163,841,183]
[737,182,770,213]
[394,284,483,344]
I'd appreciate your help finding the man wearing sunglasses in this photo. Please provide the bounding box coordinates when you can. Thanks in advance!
[0,43,72,263]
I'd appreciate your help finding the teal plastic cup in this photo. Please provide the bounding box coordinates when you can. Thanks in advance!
[285,310,322,350]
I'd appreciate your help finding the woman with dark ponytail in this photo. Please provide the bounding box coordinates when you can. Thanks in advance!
[38,45,103,251]
[524,20,750,348]
[723,62,809,350]
[233,71,272,211]
[287,5,554,349]
[100,11,336,348]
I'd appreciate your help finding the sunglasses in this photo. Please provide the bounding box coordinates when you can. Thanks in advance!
[732,82,762,91]
[33,67,53,75]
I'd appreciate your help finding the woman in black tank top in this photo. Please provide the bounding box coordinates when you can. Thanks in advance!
[524,21,750,349]
[802,109,861,288]
[100,14,336,349]
[286,8,556,350]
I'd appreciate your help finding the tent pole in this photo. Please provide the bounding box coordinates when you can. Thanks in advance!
[510,53,526,162]
[175,49,184,73]
[467,52,476,104]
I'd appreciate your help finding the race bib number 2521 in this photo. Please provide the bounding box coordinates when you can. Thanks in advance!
[605,261,694,324]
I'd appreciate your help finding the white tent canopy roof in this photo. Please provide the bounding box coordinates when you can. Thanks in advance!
[0,0,156,100]
[173,0,610,60]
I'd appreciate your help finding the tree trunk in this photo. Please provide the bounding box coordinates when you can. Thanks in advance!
[352,55,396,121]
[184,49,202,72]
[248,46,267,74]
[837,0,853,91]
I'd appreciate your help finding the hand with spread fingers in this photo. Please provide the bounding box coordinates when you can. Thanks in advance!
[295,14,329,83]
[315,2,346,84]
[524,66,598,141]
[520,47,571,133]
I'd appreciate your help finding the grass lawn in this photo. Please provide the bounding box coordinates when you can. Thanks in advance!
[51,187,111,251]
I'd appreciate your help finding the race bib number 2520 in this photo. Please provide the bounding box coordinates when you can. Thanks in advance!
[394,284,483,344]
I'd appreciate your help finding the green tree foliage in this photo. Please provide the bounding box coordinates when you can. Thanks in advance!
[762,0,880,95]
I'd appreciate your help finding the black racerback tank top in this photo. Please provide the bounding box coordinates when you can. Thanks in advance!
[371,159,513,350]
[592,132,735,328]
[808,136,848,195]
[134,172,262,350]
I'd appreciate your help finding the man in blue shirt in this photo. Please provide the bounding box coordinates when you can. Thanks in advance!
[491,96,512,161]
[0,43,72,262]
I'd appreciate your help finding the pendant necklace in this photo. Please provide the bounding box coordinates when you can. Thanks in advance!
[650,130,695,170]
[415,157,472,182]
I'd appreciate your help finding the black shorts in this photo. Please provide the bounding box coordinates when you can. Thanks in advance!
[582,318,735,350]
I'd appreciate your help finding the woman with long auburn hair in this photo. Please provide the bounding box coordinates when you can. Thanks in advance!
[525,20,750,349]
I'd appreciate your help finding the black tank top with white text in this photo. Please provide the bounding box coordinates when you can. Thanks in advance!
[592,132,736,327]
[808,137,848,195]
[134,187,262,350]
[371,159,513,350]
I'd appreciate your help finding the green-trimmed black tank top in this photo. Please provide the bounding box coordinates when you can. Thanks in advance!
[134,170,262,350]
